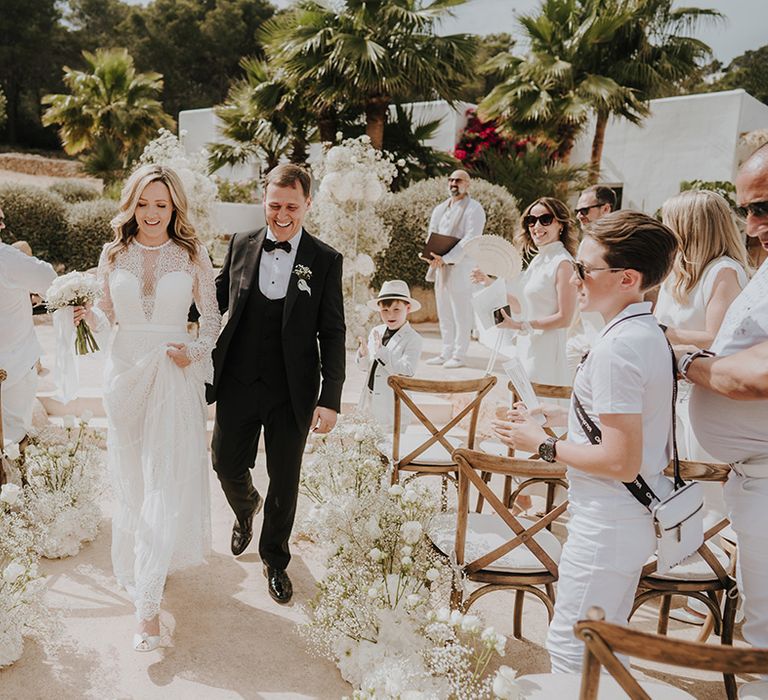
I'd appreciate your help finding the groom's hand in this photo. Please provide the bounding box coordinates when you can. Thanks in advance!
[167,343,192,368]
[311,406,337,434]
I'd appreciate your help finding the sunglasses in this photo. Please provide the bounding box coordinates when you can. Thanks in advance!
[575,203,602,217]
[523,213,555,228]
[570,260,626,281]
[735,201,768,219]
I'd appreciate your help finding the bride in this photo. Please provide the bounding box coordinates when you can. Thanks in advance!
[75,164,221,651]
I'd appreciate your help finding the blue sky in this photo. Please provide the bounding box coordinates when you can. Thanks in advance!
[120,0,767,64]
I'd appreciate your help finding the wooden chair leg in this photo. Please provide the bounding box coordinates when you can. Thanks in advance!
[657,594,672,635]
[545,582,555,605]
[513,590,525,639]
[503,475,513,509]
[722,587,739,699]
[475,471,492,513]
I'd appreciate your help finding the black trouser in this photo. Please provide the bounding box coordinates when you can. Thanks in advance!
[211,370,309,570]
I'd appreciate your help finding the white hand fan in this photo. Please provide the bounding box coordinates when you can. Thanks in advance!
[463,235,522,280]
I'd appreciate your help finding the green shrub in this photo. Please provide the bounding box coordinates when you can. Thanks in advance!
[373,177,521,289]
[0,184,68,262]
[48,179,101,204]
[216,178,259,203]
[63,199,118,271]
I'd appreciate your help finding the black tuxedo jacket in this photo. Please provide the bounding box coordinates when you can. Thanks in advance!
[208,227,346,429]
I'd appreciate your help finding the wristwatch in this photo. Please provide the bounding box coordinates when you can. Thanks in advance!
[678,349,715,383]
[538,437,558,463]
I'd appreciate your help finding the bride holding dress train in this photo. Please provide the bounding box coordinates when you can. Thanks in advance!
[75,165,221,651]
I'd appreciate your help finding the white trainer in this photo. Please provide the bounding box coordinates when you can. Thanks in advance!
[425,356,448,366]
[443,358,465,369]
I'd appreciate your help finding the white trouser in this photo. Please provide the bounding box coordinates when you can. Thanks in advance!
[725,461,768,649]
[546,508,656,673]
[1,367,37,444]
[434,259,474,360]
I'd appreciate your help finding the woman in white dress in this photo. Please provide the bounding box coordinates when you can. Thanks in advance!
[75,165,221,650]
[655,189,749,623]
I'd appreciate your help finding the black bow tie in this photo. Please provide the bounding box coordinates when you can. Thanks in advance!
[263,238,291,253]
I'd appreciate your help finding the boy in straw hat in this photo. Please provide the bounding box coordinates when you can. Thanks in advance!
[356,280,424,430]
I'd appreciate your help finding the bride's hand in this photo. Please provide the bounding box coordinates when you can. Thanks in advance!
[167,343,191,368]
[73,303,94,327]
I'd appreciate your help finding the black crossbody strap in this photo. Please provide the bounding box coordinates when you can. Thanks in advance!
[572,311,682,511]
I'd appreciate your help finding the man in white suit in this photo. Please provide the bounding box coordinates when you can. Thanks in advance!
[356,280,423,431]
[424,170,486,369]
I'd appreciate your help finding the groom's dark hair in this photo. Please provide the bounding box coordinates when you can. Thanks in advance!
[264,163,312,198]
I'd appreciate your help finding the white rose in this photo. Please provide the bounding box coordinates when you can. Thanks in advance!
[400,545,413,557]
[400,520,422,545]
[388,484,404,497]
[364,516,382,539]
[368,547,383,562]
[436,607,451,623]
[2,562,26,584]
[0,483,22,506]
[450,609,464,626]
[62,415,76,429]
[397,158,406,167]
[3,442,20,461]
[401,488,418,504]
[425,567,440,582]
[461,614,482,634]
[355,253,375,277]
[367,586,379,599]
[492,666,521,700]
[406,594,421,607]
[400,556,413,567]
[363,176,383,204]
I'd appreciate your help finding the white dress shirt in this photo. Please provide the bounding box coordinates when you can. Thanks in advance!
[427,196,486,265]
[0,242,57,385]
[259,228,303,300]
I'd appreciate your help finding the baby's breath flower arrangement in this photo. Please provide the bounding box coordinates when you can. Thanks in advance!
[307,136,398,347]
[14,417,103,559]
[300,415,511,697]
[0,484,48,668]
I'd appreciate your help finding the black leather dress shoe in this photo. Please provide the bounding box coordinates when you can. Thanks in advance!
[263,565,293,604]
[230,492,263,556]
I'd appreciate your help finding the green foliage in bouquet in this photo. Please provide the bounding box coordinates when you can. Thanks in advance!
[48,179,101,204]
[373,177,521,290]
[0,184,68,262]
[63,198,118,271]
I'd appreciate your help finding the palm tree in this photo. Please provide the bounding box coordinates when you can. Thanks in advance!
[209,57,317,174]
[42,48,174,180]
[479,0,719,179]
[260,0,474,150]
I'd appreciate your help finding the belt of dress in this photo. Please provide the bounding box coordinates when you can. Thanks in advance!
[118,323,187,333]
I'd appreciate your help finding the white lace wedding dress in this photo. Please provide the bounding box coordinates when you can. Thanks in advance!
[92,239,221,621]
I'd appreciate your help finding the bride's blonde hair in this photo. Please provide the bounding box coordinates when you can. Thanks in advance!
[106,164,200,265]
[661,190,750,304]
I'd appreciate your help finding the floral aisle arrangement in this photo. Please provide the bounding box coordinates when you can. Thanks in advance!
[307,136,398,346]
[8,417,103,559]
[0,481,48,668]
[139,128,221,252]
[299,415,519,698]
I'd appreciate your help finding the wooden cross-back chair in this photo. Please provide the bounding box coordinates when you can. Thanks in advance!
[630,460,739,694]
[515,606,768,700]
[432,448,568,639]
[387,375,496,495]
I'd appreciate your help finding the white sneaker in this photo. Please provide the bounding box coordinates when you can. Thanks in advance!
[425,356,448,366]
[443,358,465,369]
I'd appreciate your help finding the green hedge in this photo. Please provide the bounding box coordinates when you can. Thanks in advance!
[48,179,101,204]
[373,177,521,289]
[64,199,118,271]
[0,184,68,262]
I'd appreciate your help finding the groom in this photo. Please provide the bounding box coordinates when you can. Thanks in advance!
[209,164,345,604]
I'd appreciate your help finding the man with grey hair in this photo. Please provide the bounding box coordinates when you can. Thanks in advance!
[424,169,486,369]
[680,143,768,665]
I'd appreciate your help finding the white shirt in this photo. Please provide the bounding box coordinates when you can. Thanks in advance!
[0,242,57,385]
[567,302,674,517]
[427,196,486,265]
[690,258,768,463]
[259,228,302,300]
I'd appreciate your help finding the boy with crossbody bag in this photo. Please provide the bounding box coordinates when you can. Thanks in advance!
[493,211,683,672]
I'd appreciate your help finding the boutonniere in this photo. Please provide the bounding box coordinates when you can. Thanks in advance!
[293,264,312,296]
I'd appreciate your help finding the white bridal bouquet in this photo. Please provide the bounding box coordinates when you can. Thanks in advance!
[46,271,101,355]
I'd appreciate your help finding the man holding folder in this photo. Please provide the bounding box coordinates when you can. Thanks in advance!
[423,170,486,368]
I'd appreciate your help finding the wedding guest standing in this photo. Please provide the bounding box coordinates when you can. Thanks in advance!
[424,170,485,369]
[356,280,423,431]
[683,145,768,676]
[494,211,679,672]
[210,164,345,605]
[476,197,578,386]
[0,206,56,444]
[76,165,221,651]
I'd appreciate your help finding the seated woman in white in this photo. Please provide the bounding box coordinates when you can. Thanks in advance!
[356,280,423,432]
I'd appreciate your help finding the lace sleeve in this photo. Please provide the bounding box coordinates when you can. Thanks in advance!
[186,247,222,363]
[91,245,115,332]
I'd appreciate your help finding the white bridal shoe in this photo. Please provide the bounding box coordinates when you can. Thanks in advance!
[133,632,161,652]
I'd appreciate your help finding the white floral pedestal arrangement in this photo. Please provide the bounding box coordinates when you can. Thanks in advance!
[0,482,47,669]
